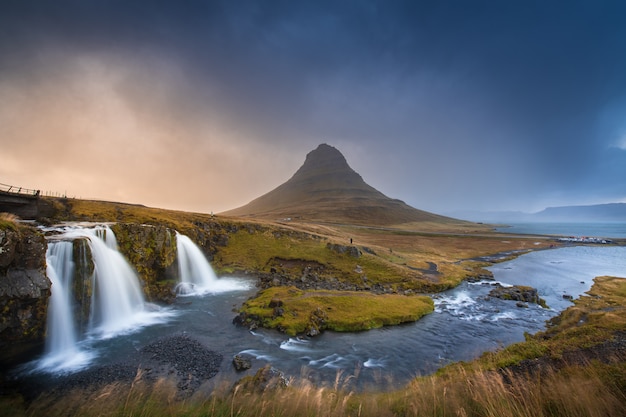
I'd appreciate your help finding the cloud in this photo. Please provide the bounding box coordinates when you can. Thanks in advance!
[2,1,626,214]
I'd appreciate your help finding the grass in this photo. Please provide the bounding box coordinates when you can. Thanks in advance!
[11,358,626,417]
[238,286,434,335]
[0,212,20,231]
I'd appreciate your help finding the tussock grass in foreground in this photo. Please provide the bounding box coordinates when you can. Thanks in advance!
[0,211,20,230]
[12,361,625,417]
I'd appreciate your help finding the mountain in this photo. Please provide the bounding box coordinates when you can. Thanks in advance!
[534,203,626,222]
[221,144,468,227]
[448,203,626,223]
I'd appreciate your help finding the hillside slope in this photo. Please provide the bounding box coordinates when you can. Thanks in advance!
[221,144,469,227]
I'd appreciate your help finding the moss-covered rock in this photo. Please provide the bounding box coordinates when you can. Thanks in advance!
[111,223,178,303]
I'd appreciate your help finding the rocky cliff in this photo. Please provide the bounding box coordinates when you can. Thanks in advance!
[0,223,50,364]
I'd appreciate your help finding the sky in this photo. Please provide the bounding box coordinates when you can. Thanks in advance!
[1,0,626,216]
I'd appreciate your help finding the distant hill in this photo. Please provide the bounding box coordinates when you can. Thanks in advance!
[221,144,470,227]
[534,203,626,222]
[448,203,626,223]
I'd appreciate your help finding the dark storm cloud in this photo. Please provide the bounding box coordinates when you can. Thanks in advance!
[1,0,626,213]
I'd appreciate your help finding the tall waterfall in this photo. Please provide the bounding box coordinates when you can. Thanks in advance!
[37,225,173,373]
[38,241,94,372]
[175,232,250,295]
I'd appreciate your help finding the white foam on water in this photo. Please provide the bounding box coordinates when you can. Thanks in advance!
[363,358,386,368]
[280,338,313,353]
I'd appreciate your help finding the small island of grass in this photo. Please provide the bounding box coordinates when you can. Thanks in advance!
[235,286,434,336]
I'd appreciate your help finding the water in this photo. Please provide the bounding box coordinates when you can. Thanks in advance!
[175,232,249,295]
[496,221,626,238]
[487,245,626,311]
[23,227,626,390]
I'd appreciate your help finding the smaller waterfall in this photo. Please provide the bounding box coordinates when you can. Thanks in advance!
[175,232,250,295]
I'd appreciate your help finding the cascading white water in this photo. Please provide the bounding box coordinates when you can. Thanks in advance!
[85,226,147,337]
[175,232,250,295]
[37,240,94,372]
[175,232,218,294]
[35,224,174,373]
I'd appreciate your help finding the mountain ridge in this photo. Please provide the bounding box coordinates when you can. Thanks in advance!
[448,202,626,223]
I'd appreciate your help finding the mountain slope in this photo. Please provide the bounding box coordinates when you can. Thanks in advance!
[221,144,468,227]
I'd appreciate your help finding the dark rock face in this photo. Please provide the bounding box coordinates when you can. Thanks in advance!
[0,225,50,363]
[71,238,94,335]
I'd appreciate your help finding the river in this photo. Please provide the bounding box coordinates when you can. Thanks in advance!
[23,245,626,391]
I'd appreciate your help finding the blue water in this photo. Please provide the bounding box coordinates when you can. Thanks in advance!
[496,222,626,238]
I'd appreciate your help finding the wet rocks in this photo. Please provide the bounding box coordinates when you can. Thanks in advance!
[232,354,252,371]
[489,284,544,306]
[139,334,223,395]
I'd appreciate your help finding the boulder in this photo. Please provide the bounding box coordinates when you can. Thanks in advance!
[489,284,542,305]
[326,243,361,258]
[232,354,252,371]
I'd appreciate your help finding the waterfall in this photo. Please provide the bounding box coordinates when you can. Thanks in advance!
[175,232,218,294]
[84,226,146,337]
[36,224,174,373]
[37,240,94,372]
[175,232,250,295]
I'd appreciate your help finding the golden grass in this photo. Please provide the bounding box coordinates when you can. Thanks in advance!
[11,361,625,417]
[0,211,20,231]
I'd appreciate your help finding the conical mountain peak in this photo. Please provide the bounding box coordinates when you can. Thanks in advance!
[295,144,351,175]
[222,144,464,226]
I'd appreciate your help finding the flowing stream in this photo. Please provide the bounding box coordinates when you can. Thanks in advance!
[24,226,626,389]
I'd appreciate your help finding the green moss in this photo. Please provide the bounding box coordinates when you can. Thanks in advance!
[111,224,178,302]
[239,286,434,336]
[216,227,447,291]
